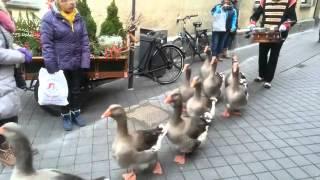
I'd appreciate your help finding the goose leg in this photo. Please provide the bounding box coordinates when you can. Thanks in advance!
[231,110,242,116]
[222,109,231,118]
[152,161,163,175]
[122,170,136,180]
[174,154,186,165]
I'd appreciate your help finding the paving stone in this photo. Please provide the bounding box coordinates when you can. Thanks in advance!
[209,157,228,167]
[238,153,258,163]
[166,172,184,180]
[301,165,320,177]
[257,141,276,150]
[247,162,267,173]
[244,143,263,152]
[287,167,310,179]
[266,149,286,159]
[293,145,314,155]
[261,159,282,171]
[182,170,203,180]
[255,172,277,180]
[224,155,243,165]
[271,170,293,180]
[231,164,252,176]
[217,146,235,155]
[280,147,300,156]
[290,156,312,166]
[194,158,212,169]
[215,166,237,178]
[239,175,258,180]
[276,157,298,169]
[199,168,220,180]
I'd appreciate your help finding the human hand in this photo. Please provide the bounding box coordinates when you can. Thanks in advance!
[18,48,32,63]
[279,24,287,32]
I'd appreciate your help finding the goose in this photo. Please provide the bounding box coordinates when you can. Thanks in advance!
[203,56,223,101]
[179,64,194,103]
[224,57,247,88]
[223,56,249,118]
[164,89,213,165]
[200,46,212,79]
[101,104,167,180]
[0,122,106,180]
[186,76,213,120]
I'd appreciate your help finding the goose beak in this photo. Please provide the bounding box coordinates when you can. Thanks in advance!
[101,109,112,119]
[0,127,5,135]
[210,57,217,65]
[164,95,173,104]
[191,79,197,87]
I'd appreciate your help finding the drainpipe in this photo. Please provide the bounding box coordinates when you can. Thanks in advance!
[128,0,135,89]
[314,0,320,26]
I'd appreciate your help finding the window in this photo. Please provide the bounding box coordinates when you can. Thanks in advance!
[6,0,41,10]
[300,0,314,8]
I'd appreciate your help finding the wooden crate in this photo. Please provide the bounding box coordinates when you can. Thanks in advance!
[22,56,129,81]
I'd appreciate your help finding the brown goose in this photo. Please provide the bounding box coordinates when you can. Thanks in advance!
[0,123,106,180]
[203,56,223,100]
[223,56,249,118]
[225,57,247,88]
[164,89,210,165]
[186,76,211,119]
[200,46,212,79]
[179,64,194,103]
[101,105,166,180]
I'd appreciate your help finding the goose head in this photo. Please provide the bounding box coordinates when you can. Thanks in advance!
[101,104,128,135]
[204,46,212,60]
[231,56,240,78]
[210,56,218,74]
[191,76,202,98]
[0,122,21,140]
[164,89,183,107]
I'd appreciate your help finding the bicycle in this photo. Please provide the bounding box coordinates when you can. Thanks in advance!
[134,30,185,84]
[173,15,209,64]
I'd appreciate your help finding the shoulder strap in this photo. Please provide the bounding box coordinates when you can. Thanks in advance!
[0,27,9,49]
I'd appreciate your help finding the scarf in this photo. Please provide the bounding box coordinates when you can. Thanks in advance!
[60,9,77,32]
[0,10,15,33]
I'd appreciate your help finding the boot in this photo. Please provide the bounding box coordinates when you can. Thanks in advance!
[71,109,86,127]
[61,112,73,131]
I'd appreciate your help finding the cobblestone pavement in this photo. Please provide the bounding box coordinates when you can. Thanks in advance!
[0,29,320,180]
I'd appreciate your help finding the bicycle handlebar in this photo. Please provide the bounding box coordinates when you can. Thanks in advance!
[176,14,199,23]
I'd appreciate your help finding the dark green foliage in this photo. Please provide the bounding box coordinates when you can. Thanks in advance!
[77,0,97,42]
[100,0,124,37]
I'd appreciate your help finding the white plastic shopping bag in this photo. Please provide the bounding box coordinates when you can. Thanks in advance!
[212,10,227,32]
[38,68,69,106]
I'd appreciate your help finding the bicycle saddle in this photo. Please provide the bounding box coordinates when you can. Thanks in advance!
[193,22,202,28]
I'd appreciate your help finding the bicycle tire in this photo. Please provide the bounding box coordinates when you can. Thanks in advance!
[172,37,193,57]
[149,44,184,84]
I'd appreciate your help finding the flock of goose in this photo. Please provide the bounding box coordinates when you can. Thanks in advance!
[0,48,249,180]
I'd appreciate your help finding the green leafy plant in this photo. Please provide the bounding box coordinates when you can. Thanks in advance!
[100,0,125,38]
[13,11,41,56]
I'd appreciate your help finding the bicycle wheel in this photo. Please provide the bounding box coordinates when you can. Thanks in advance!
[149,45,184,84]
[173,37,193,57]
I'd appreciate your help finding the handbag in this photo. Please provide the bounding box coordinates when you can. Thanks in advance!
[38,68,69,106]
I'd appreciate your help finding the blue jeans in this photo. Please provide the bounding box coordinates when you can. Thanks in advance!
[211,31,228,56]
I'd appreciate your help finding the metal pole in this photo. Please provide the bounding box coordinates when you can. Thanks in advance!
[128,0,136,90]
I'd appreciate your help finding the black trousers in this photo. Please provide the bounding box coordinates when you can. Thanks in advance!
[61,69,82,114]
[0,116,18,145]
[258,41,284,83]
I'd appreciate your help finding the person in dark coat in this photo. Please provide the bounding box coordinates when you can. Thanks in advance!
[40,0,90,131]
[249,0,297,89]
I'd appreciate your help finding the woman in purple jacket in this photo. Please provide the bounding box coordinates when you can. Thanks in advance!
[40,0,90,131]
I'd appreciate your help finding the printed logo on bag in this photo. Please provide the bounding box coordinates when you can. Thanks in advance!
[48,83,55,89]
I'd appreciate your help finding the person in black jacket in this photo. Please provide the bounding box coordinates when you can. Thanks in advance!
[249,0,297,89]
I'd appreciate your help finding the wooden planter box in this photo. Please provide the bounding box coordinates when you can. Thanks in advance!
[22,55,129,81]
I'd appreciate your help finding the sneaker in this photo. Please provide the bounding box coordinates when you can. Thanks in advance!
[61,112,73,131]
[254,76,264,82]
[263,82,272,89]
[0,144,16,166]
[71,109,86,127]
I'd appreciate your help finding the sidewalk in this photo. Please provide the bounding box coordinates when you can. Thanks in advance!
[0,29,320,180]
